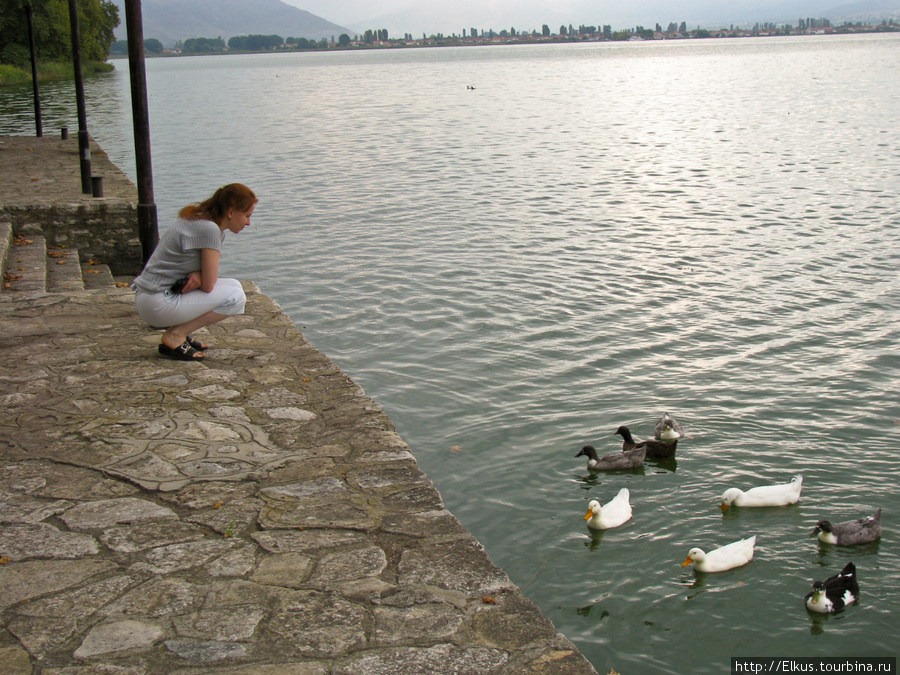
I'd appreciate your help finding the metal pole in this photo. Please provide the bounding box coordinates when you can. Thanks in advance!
[25,3,42,137]
[124,0,159,264]
[67,0,92,194]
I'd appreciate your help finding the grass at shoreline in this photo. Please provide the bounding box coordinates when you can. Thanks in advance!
[0,60,114,86]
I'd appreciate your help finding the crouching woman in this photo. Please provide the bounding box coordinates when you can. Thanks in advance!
[133,183,258,360]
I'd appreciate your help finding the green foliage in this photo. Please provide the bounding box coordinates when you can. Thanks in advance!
[182,36,225,53]
[228,34,283,51]
[109,38,164,56]
[0,62,29,85]
[0,58,112,86]
[285,37,320,49]
[0,0,119,67]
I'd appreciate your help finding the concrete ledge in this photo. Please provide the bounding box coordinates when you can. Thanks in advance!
[0,283,599,674]
[0,135,141,275]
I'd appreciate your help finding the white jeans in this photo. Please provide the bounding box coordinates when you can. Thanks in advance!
[135,278,246,328]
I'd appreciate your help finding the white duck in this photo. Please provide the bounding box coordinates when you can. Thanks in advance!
[583,488,632,530]
[681,535,757,572]
[721,475,803,511]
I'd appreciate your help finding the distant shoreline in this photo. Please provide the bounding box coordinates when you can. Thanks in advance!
[110,22,899,59]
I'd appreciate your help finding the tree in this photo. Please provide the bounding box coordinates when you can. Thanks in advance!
[542,24,550,36]
[338,33,350,47]
[144,38,164,54]
[182,37,225,54]
[0,0,119,67]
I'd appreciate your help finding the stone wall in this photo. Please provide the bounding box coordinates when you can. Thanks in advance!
[0,135,143,276]
[1,201,141,275]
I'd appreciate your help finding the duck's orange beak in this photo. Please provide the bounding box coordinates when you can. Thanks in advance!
[681,556,693,567]
[584,510,593,520]
[720,502,729,513]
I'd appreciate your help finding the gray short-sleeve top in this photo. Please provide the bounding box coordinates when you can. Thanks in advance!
[133,218,225,292]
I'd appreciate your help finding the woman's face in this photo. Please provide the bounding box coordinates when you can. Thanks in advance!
[222,203,256,234]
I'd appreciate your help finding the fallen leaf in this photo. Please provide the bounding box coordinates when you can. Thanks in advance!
[0,556,10,564]
[449,446,464,453]
[13,237,33,246]
[48,250,69,258]
[481,596,497,604]
[30,177,39,182]
[115,281,130,288]
[3,273,22,282]
[85,269,101,274]
[212,501,223,509]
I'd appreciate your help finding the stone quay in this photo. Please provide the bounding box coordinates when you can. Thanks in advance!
[0,134,601,674]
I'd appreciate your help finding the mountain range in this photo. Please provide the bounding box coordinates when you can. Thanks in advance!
[110,0,351,47]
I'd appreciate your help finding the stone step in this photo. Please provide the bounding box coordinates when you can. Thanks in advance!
[0,221,119,294]
[81,258,116,290]
[0,221,11,281]
[3,232,47,293]
[46,245,85,292]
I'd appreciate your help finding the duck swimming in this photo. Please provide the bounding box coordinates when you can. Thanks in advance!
[811,510,882,546]
[614,425,675,459]
[584,488,632,530]
[681,535,757,573]
[575,445,646,471]
[654,412,684,442]
[721,475,803,510]
[805,562,859,613]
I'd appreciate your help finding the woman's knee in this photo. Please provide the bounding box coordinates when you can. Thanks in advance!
[216,278,246,315]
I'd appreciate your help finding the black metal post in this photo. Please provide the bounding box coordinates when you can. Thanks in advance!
[124,0,159,263]
[25,3,42,137]
[67,0,92,193]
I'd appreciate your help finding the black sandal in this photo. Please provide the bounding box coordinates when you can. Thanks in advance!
[185,334,208,351]
[159,341,205,361]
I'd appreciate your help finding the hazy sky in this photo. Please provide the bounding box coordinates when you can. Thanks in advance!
[282,0,838,34]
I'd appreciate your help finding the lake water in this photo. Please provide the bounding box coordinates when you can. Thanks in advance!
[3,33,899,673]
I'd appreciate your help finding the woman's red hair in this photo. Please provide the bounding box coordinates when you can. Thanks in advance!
[179,184,258,222]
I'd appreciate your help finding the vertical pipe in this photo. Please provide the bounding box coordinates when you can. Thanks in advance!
[124,0,159,263]
[25,3,42,137]
[67,0,92,194]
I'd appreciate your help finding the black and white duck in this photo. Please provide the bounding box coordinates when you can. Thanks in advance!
[804,562,859,613]
[575,444,646,472]
[810,510,882,546]
[614,425,674,459]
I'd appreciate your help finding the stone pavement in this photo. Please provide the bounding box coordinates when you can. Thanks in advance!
[0,136,600,674]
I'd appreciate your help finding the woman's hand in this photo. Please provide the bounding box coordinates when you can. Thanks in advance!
[181,271,204,294]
